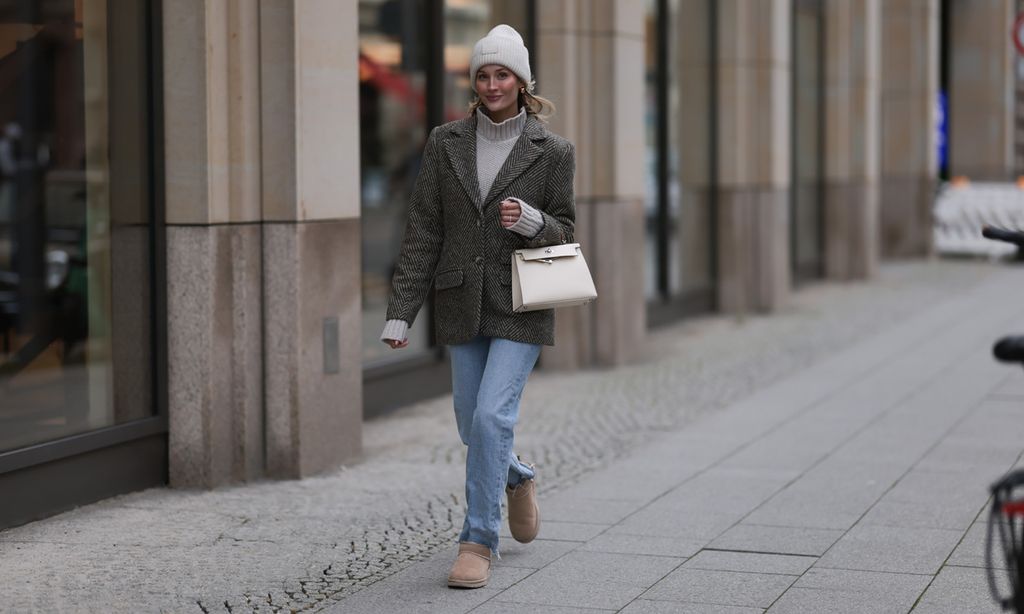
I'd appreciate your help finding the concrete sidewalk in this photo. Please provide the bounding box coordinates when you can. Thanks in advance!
[2,260,1022,613]
[327,264,1024,613]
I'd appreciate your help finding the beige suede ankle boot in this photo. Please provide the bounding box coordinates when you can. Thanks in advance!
[507,472,540,543]
[447,542,491,588]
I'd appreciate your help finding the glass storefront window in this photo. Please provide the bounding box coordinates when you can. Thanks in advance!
[359,0,432,368]
[792,0,824,281]
[360,0,532,369]
[645,0,715,312]
[644,0,660,300]
[669,0,714,304]
[0,1,155,453]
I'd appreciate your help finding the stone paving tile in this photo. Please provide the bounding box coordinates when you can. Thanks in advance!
[620,600,764,613]
[493,551,683,610]
[471,602,614,614]
[653,468,797,511]
[320,572,501,614]
[497,538,579,569]
[744,459,908,531]
[683,550,816,576]
[767,568,931,614]
[947,521,1005,570]
[558,463,693,503]
[391,546,536,591]
[816,524,964,575]
[640,568,796,609]
[994,371,1024,397]
[505,521,608,543]
[607,505,742,541]
[858,468,990,530]
[539,496,642,525]
[911,565,1006,614]
[579,533,704,558]
[948,398,1024,443]
[769,588,912,614]
[707,523,845,557]
[916,438,1023,474]
[861,498,987,532]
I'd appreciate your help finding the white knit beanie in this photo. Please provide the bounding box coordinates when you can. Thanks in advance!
[469,25,533,89]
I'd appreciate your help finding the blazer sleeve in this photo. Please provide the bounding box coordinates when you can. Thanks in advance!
[385,128,444,326]
[521,142,576,249]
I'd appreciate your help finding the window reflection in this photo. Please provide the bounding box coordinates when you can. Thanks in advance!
[444,0,529,121]
[360,0,531,367]
[359,0,432,367]
[0,1,153,453]
[793,0,824,281]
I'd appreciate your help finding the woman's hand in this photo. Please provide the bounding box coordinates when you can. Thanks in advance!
[499,199,521,228]
[385,339,409,349]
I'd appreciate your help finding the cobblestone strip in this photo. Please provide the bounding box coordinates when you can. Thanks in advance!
[190,263,1000,613]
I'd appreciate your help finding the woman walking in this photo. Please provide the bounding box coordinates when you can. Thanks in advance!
[380,24,575,589]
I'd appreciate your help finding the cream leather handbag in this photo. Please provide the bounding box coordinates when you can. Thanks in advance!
[511,243,598,312]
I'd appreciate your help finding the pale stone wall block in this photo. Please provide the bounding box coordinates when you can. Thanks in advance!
[163,0,211,225]
[613,35,647,201]
[880,0,937,257]
[260,0,360,221]
[949,0,1014,179]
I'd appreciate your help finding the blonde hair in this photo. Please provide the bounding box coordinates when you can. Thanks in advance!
[469,80,556,122]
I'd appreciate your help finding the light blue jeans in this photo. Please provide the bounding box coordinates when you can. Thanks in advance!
[449,336,542,554]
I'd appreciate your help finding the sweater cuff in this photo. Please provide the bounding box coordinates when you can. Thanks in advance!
[505,198,544,239]
[380,319,409,343]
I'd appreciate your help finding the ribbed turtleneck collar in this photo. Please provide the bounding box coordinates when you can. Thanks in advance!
[476,107,526,142]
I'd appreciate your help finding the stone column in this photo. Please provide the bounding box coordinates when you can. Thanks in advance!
[259,0,362,478]
[164,0,265,488]
[823,0,881,280]
[163,0,361,487]
[536,1,647,369]
[949,0,1015,180]
[880,0,938,258]
[716,0,792,313]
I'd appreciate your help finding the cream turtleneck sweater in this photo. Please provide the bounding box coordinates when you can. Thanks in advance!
[380,107,546,344]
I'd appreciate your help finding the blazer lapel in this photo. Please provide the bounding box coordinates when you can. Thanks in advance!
[481,116,547,209]
[443,117,481,210]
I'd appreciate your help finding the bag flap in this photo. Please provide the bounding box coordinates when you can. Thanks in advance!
[515,243,581,262]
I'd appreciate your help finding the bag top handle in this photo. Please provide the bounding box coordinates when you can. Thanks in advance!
[515,243,581,262]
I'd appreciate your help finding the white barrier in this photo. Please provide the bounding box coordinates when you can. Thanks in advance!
[933,182,1024,259]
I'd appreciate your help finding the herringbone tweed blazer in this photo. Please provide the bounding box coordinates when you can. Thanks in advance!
[385,113,575,346]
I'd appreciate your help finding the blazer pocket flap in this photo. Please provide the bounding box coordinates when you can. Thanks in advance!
[434,268,464,290]
[515,243,580,262]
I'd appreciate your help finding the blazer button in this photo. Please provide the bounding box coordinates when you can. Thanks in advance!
[474,256,483,265]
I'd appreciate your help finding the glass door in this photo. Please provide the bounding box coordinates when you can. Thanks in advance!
[645,0,716,324]
[791,0,824,282]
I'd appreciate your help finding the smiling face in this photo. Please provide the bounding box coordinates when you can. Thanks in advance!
[474,64,521,122]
